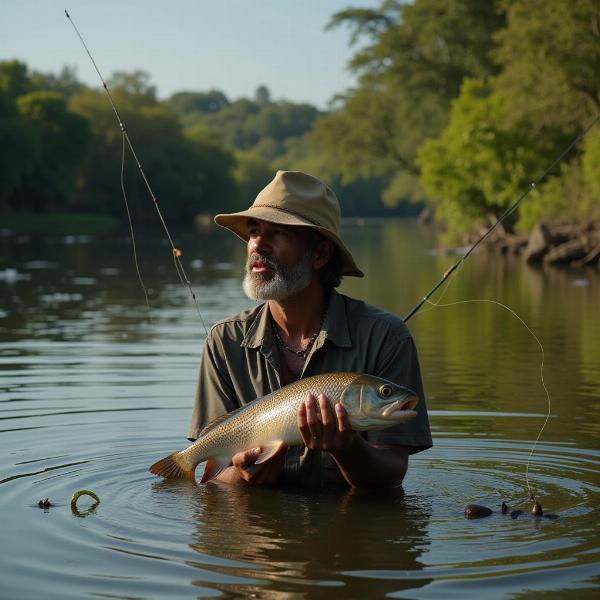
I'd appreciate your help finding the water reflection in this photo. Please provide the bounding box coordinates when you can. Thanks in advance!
[184,482,432,597]
[1,221,599,598]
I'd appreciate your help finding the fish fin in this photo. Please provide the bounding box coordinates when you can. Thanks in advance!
[254,441,285,465]
[200,456,231,483]
[149,451,195,481]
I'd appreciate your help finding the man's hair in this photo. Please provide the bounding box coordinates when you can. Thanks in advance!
[307,230,344,289]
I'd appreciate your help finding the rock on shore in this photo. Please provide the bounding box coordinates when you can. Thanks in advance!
[493,222,600,269]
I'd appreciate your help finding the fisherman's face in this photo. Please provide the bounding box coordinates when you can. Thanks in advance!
[243,219,315,301]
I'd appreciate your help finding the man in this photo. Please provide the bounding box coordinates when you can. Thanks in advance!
[188,170,432,488]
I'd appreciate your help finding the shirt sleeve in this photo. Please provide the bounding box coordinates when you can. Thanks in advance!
[366,327,433,454]
[186,327,240,441]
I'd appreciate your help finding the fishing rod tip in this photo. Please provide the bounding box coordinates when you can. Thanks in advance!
[65,9,70,18]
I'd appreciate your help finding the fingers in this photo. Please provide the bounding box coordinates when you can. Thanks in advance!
[231,445,286,485]
[335,402,350,434]
[297,393,345,451]
[232,448,262,479]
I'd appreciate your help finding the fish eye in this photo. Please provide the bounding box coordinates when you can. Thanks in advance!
[378,384,393,398]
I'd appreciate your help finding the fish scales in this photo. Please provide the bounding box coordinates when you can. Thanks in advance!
[149,372,419,482]
[183,372,360,458]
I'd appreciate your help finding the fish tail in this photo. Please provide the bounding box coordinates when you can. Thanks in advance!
[149,451,196,481]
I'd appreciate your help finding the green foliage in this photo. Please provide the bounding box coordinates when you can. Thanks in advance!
[316,0,506,204]
[494,0,600,131]
[231,150,274,208]
[69,76,237,221]
[4,0,596,231]
[108,71,157,106]
[167,90,230,115]
[172,86,321,163]
[581,125,600,220]
[0,89,37,208]
[15,90,90,212]
[498,123,600,232]
[516,161,585,232]
[0,60,33,99]
[184,124,238,213]
[418,79,545,234]
[30,66,85,99]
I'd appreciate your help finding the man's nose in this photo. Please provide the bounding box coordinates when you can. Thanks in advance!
[248,234,269,254]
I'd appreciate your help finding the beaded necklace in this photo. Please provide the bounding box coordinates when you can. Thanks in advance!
[271,303,328,358]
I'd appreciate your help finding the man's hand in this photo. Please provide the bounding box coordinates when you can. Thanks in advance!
[217,441,286,485]
[297,392,409,488]
[297,392,357,452]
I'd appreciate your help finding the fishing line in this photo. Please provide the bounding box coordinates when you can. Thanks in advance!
[403,112,600,324]
[403,114,599,504]
[120,134,153,323]
[420,295,550,503]
[65,9,208,336]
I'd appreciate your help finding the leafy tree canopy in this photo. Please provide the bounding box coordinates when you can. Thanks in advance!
[314,0,506,204]
[494,0,600,132]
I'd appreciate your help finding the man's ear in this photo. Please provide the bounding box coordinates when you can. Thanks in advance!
[312,239,334,270]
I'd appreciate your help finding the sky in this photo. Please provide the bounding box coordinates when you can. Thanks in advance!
[1,0,381,108]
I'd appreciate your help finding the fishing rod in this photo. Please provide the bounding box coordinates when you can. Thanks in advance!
[403,112,600,323]
[65,9,208,336]
[401,112,599,508]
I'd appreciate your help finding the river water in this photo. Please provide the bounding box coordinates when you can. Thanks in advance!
[1,220,599,599]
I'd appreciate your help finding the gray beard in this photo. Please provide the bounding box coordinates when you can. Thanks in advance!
[243,251,313,302]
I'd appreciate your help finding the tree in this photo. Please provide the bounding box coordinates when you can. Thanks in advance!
[168,90,230,115]
[316,0,506,204]
[417,79,546,236]
[0,89,37,210]
[30,65,86,99]
[582,126,600,217]
[15,91,90,212]
[184,124,238,213]
[494,0,600,132]
[255,85,271,106]
[108,71,157,106]
[70,73,239,221]
[0,60,33,99]
[231,150,274,208]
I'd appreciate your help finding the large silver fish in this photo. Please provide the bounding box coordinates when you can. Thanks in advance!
[149,372,419,482]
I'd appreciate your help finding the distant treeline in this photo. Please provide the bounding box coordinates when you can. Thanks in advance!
[1,0,599,236]
[0,63,397,226]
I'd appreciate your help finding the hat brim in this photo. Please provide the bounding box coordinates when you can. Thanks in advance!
[214,206,364,277]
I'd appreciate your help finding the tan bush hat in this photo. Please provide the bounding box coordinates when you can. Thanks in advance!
[214,170,364,277]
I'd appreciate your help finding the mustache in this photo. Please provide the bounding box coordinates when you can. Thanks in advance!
[246,253,279,272]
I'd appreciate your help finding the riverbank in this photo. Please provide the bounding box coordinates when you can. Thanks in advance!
[485,221,600,270]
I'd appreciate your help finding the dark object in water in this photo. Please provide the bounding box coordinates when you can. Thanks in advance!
[37,498,52,508]
[501,501,522,519]
[501,500,558,520]
[464,504,493,519]
[531,500,559,519]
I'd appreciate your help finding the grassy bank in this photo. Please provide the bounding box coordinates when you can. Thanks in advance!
[1,212,121,235]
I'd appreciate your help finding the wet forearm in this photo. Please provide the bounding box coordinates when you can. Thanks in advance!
[329,436,408,489]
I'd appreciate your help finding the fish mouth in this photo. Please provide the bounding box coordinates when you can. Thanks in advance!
[380,395,419,418]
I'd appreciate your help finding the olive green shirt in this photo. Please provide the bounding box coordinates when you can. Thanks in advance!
[187,290,432,486]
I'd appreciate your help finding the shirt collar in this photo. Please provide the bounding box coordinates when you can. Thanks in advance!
[319,289,352,349]
[241,289,352,353]
[241,301,273,352]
